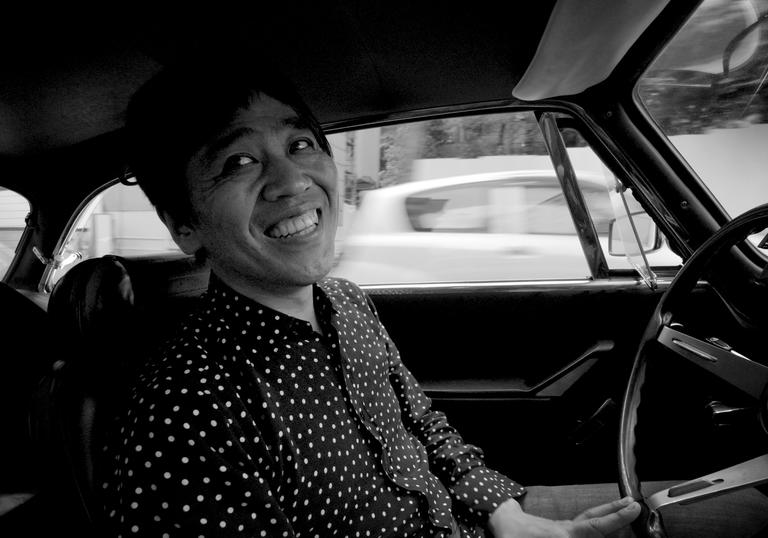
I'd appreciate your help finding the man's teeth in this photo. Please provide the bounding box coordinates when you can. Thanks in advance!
[266,209,319,238]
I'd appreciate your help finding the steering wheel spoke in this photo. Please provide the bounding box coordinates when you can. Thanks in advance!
[646,453,768,511]
[657,325,768,399]
[620,204,768,537]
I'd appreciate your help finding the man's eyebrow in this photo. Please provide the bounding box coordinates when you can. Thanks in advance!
[201,126,257,170]
[282,116,312,131]
[199,116,312,170]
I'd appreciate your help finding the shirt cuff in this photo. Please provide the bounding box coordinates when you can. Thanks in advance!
[449,466,526,522]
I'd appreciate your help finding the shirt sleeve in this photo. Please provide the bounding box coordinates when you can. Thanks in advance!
[364,294,526,524]
[99,344,295,537]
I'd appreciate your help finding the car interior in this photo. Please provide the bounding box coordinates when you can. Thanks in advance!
[1,1,768,536]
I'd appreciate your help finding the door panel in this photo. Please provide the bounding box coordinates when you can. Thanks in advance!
[366,278,730,486]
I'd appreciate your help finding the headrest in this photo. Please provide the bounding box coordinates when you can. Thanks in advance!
[47,256,138,396]
[46,254,209,395]
[48,255,135,344]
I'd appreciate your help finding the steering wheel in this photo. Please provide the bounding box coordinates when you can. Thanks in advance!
[618,203,768,538]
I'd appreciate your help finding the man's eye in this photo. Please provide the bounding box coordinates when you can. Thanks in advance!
[290,138,316,153]
[221,154,258,174]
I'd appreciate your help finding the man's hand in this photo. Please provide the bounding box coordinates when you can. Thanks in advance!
[487,495,640,537]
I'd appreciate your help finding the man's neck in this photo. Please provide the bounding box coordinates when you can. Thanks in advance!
[217,274,321,333]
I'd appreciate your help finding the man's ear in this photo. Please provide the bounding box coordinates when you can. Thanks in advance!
[158,210,203,255]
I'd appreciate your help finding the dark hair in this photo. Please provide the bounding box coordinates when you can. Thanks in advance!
[124,53,331,225]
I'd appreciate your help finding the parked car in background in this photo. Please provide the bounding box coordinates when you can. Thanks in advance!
[332,170,680,284]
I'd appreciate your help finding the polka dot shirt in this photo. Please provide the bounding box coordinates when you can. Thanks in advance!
[100,275,525,537]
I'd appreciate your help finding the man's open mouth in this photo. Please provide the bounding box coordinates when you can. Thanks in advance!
[265,209,320,239]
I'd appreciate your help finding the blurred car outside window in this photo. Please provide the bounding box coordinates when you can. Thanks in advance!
[328,110,679,285]
[0,188,30,279]
[405,185,488,233]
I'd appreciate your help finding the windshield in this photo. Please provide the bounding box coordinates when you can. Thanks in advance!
[637,0,768,231]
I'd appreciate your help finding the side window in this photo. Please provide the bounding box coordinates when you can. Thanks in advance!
[329,109,682,285]
[46,181,181,288]
[580,189,618,235]
[329,111,593,285]
[526,186,580,235]
[562,127,683,271]
[0,188,30,279]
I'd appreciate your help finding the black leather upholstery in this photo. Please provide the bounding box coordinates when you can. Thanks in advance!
[0,283,57,537]
[0,283,52,493]
[31,254,209,534]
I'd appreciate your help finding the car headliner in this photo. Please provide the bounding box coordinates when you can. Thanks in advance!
[0,0,695,160]
[0,0,707,288]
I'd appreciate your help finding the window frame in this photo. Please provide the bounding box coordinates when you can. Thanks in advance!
[45,104,684,293]
[331,105,683,285]
[39,179,117,292]
[537,111,611,279]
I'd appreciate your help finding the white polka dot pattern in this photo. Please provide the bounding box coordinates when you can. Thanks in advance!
[100,275,524,536]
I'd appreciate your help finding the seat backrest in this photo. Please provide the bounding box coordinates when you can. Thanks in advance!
[31,254,208,533]
[0,282,53,497]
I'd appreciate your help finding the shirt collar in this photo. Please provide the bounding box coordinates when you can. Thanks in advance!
[204,272,336,340]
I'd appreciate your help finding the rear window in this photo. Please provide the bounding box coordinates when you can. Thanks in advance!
[46,182,181,288]
[0,188,30,278]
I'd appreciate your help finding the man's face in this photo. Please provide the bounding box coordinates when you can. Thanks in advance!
[177,94,338,295]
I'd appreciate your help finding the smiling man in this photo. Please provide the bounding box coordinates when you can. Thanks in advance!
[166,96,338,332]
[98,54,649,537]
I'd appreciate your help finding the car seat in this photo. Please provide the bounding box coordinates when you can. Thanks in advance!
[0,283,55,536]
[29,254,208,535]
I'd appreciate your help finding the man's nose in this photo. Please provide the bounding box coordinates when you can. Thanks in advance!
[261,158,312,201]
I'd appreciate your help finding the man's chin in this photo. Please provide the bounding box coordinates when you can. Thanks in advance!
[280,257,335,287]
[304,262,335,285]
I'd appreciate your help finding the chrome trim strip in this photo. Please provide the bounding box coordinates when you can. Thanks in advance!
[360,277,674,292]
[38,177,121,293]
[671,338,718,362]
[538,112,611,279]
[646,453,768,511]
